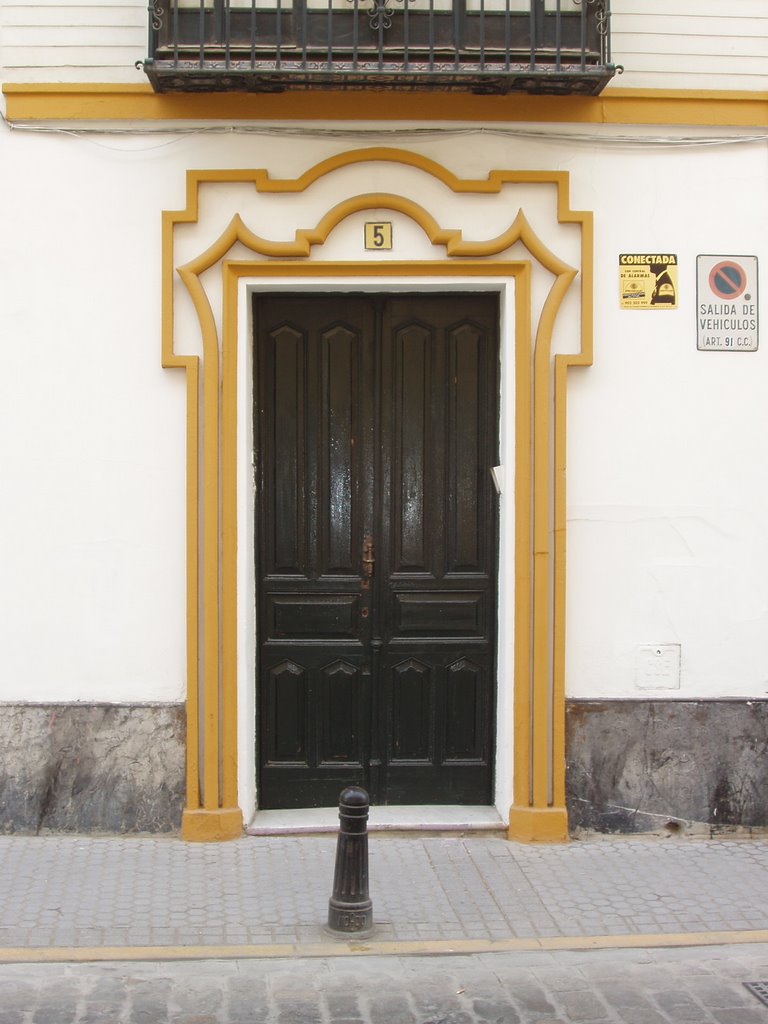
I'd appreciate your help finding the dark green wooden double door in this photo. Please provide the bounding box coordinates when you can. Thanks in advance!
[254,293,499,808]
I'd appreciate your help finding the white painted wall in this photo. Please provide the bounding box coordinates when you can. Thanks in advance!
[2,1,768,92]
[564,131,768,701]
[0,123,188,702]
[0,124,766,735]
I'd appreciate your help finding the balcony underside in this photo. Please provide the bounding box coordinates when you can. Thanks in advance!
[145,60,614,95]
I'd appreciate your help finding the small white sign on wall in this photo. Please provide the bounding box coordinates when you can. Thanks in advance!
[697,255,759,352]
[636,644,681,690]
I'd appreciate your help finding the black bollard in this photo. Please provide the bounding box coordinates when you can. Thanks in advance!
[327,786,373,936]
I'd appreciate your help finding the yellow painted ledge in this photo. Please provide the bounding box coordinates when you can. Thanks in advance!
[3,84,768,127]
[508,806,569,844]
[181,807,244,842]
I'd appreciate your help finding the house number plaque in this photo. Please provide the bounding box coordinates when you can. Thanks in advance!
[365,222,393,250]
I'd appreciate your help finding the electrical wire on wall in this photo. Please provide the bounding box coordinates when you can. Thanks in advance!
[1,105,768,154]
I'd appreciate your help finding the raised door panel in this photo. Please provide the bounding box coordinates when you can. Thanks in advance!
[262,324,307,577]
[390,658,434,763]
[318,659,365,767]
[320,322,365,577]
[264,660,308,765]
[444,657,487,762]
[391,319,436,576]
[448,320,486,574]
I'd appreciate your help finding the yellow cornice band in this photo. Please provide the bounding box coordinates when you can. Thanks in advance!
[4,83,768,127]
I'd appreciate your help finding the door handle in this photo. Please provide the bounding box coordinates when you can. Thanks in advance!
[362,535,375,577]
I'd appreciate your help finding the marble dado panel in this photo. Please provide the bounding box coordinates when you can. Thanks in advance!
[0,704,185,834]
[567,699,768,834]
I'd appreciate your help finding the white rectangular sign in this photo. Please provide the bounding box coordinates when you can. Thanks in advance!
[697,255,759,352]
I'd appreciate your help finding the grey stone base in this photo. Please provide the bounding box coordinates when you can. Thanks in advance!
[566,699,768,834]
[0,703,185,834]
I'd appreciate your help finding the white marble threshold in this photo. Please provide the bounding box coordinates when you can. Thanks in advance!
[246,805,505,836]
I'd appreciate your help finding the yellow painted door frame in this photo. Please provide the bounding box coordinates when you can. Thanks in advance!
[160,149,593,841]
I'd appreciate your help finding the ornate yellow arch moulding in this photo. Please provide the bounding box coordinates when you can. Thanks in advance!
[162,147,594,842]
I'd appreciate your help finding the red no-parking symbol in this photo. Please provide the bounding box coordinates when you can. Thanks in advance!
[709,260,747,300]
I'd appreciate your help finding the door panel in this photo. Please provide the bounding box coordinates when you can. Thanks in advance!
[449,321,485,571]
[267,324,305,575]
[254,292,498,808]
[392,591,486,637]
[392,318,433,573]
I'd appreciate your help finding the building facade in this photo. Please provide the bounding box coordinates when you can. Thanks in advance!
[1,2,767,840]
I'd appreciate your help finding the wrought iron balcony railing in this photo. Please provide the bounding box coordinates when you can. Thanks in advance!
[142,0,616,94]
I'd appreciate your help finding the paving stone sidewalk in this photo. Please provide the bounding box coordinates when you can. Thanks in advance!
[1,834,768,949]
[4,944,768,1023]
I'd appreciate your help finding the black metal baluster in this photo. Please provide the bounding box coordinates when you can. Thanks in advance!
[403,0,409,71]
[454,0,463,70]
[352,0,359,70]
[224,0,231,69]
[528,0,535,71]
[503,0,510,73]
[297,0,307,74]
[377,0,384,70]
[170,0,179,67]
[198,0,206,66]
[328,0,334,71]
[249,0,255,70]
[479,0,485,72]
[427,0,434,71]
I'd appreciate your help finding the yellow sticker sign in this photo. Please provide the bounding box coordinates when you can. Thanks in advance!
[619,253,678,310]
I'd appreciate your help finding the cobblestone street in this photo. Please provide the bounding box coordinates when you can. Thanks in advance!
[4,944,768,1023]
